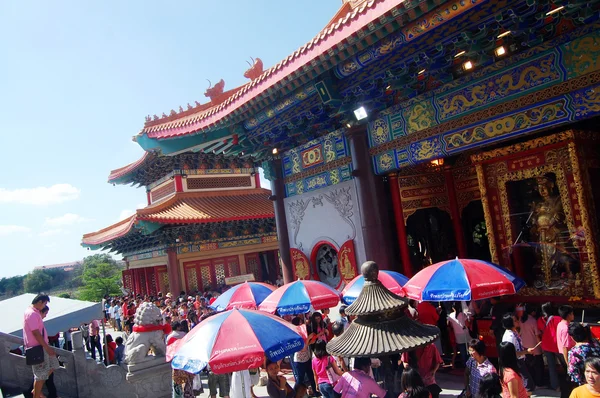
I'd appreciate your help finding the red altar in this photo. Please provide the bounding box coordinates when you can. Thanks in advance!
[471,131,600,302]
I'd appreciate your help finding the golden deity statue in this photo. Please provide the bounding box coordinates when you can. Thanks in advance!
[529,174,578,287]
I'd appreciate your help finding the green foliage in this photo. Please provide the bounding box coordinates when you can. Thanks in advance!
[23,270,53,293]
[0,275,25,296]
[82,253,119,269]
[58,293,71,298]
[78,255,122,302]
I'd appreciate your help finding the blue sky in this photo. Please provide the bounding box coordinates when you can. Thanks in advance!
[0,0,341,278]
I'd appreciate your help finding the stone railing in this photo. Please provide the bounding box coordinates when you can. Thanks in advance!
[0,331,171,398]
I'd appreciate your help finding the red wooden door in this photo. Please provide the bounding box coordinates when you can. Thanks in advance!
[156,266,169,295]
[197,260,213,292]
[183,262,200,293]
[244,253,262,281]
[225,256,240,278]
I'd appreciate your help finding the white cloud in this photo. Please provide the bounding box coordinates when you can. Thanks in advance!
[0,225,31,236]
[39,229,65,237]
[118,209,135,221]
[0,184,80,206]
[117,203,146,221]
[44,213,89,227]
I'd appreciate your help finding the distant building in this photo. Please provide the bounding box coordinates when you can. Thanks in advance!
[34,261,83,272]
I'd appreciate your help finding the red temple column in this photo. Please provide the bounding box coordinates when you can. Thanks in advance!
[143,268,151,295]
[133,269,141,296]
[146,190,151,205]
[254,170,261,188]
[346,125,394,270]
[445,170,468,258]
[270,158,294,284]
[174,175,184,192]
[389,173,413,277]
[167,248,182,295]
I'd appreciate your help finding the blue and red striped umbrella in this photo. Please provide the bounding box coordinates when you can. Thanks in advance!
[258,280,340,315]
[209,282,275,311]
[403,258,525,302]
[341,270,408,305]
[170,308,305,374]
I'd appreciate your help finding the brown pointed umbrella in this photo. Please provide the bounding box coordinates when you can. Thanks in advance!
[327,261,439,357]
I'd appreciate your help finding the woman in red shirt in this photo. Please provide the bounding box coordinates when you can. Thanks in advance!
[538,302,562,390]
[105,334,117,365]
[498,342,528,398]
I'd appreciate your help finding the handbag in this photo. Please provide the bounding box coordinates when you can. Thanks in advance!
[25,328,45,366]
[326,356,341,385]
[25,345,45,366]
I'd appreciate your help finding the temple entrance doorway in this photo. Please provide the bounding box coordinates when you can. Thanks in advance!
[406,208,457,275]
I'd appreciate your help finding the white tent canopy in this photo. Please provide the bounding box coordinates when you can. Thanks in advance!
[0,293,103,337]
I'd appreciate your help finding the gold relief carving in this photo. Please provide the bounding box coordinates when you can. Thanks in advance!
[471,131,577,162]
[444,102,565,150]
[284,156,351,184]
[371,118,391,146]
[401,185,447,200]
[412,138,442,161]
[398,172,446,188]
[401,195,449,211]
[452,165,477,182]
[295,180,304,195]
[378,153,394,171]
[323,138,336,162]
[455,178,480,192]
[563,34,600,78]
[371,71,600,158]
[405,102,436,134]
[568,143,600,298]
[395,162,444,177]
[476,163,499,264]
[330,169,340,185]
[291,151,302,174]
[438,56,558,119]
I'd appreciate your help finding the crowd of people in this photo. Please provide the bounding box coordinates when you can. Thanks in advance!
[20,288,600,398]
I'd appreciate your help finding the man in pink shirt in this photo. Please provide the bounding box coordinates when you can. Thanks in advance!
[89,319,103,362]
[24,294,58,398]
[334,357,386,398]
[402,343,444,398]
[557,304,575,364]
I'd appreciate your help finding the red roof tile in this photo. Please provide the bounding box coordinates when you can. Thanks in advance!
[108,152,155,182]
[139,0,398,140]
[82,189,274,246]
[137,189,274,223]
[82,215,137,246]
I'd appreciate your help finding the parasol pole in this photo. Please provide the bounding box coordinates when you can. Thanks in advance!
[102,318,108,364]
[242,372,246,398]
[582,310,585,323]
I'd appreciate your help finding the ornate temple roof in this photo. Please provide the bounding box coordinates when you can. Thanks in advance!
[82,188,273,248]
[136,189,274,224]
[81,215,137,247]
[135,0,402,141]
[108,152,258,186]
[326,261,439,357]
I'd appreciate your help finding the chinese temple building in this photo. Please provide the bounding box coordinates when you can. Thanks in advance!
[82,152,279,296]
[106,0,600,303]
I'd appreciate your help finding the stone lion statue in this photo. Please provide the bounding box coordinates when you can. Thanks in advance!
[125,302,171,365]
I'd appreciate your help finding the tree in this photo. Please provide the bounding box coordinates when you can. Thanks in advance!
[78,258,122,302]
[23,270,52,293]
[0,275,25,296]
[82,253,119,269]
